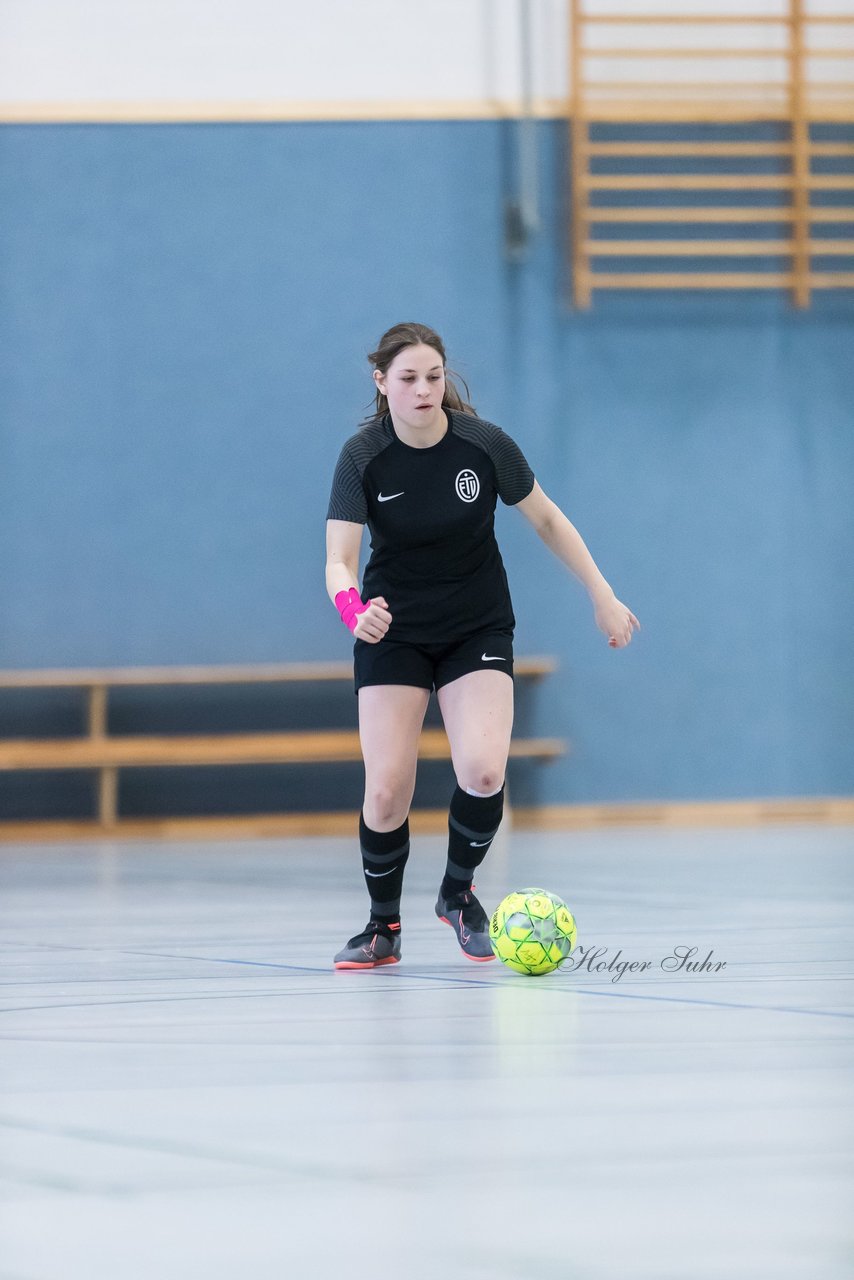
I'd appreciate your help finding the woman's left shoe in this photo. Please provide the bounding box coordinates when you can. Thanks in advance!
[435,886,495,961]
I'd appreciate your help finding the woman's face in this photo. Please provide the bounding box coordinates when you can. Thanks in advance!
[375,344,446,433]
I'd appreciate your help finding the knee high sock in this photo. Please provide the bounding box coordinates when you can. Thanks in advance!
[441,783,505,899]
[360,811,410,927]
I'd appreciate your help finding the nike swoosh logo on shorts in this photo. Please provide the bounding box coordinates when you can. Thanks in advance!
[365,866,398,878]
[378,492,404,502]
[481,654,506,661]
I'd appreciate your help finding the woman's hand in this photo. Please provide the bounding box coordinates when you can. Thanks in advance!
[353,596,392,643]
[593,592,640,648]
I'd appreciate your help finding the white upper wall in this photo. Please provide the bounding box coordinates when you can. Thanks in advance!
[0,0,850,117]
[0,0,564,108]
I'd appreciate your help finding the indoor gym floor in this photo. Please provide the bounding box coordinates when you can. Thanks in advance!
[0,822,852,1280]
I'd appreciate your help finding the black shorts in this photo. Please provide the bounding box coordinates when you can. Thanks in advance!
[353,629,514,694]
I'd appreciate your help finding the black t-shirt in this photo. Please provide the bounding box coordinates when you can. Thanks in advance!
[326,409,535,645]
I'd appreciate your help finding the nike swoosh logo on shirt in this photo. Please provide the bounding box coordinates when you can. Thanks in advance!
[378,492,404,502]
[481,654,506,662]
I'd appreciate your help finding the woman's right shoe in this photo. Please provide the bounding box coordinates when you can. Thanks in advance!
[333,920,401,969]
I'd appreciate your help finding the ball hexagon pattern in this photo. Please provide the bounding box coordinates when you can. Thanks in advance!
[489,887,577,976]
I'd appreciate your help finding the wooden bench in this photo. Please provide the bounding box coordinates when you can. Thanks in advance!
[0,660,566,836]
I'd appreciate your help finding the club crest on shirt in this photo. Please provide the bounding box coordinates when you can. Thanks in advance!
[455,469,480,503]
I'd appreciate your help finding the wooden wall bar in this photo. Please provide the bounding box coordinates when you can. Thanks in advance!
[569,1,854,307]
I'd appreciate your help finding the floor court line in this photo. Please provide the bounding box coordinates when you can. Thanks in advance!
[3,953,852,1021]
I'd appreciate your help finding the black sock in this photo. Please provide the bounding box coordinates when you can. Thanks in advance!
[359,811,409,927]
[441,784,505,899]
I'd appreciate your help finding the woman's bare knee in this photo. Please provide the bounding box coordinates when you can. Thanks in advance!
[456,764,505,796]
[363,780,412,830]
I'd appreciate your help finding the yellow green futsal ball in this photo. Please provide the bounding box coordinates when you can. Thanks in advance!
[489,888,577,976]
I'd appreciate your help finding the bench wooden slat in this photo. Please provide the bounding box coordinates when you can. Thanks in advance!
[0,657,558,688]
[0,730,566,770]
[0,663,356,687]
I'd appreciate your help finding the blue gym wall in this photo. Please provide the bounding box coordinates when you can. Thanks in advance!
[1,120,852,810]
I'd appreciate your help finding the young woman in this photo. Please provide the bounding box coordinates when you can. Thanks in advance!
[326,322,639,969]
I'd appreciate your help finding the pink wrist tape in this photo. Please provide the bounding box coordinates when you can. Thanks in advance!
[335,588,370,632]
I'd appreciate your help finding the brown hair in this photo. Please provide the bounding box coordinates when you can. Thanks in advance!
[361,322,476,425]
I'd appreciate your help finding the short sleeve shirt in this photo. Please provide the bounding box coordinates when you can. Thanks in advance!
[326,409,535,644]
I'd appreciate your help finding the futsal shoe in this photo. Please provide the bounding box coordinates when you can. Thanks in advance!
[333,921,401,970]
[435,885,495,962]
